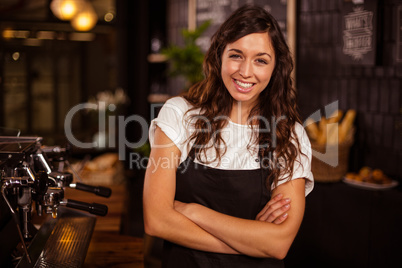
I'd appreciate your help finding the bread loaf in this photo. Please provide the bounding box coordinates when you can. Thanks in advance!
[339,110,356,142]
[317,116,327,145]
[305,109,354,145]
[327,110,343,124]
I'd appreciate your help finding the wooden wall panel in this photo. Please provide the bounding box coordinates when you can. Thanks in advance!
[297,0,402,179]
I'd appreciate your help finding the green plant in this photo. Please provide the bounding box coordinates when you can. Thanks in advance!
[162,20,211,89]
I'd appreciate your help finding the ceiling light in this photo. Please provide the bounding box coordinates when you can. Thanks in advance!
[50,0,83,21]
[70,2,98,31]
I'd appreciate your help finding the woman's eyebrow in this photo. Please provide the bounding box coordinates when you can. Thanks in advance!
[256,52,272,60]
[228,49,272,60]
[228,48,243,54]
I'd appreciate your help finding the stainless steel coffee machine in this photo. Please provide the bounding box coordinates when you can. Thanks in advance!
[0,136,112,267]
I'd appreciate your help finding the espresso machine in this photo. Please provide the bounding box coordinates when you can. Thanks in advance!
[0,136,112,267]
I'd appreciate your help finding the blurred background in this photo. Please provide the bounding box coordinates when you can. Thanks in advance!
[0,0,401,267]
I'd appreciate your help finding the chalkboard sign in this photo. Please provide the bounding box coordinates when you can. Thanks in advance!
[340,0,377,65]
[195,0,288,52]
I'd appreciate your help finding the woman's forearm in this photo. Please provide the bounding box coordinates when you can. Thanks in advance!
[144,204,240,254]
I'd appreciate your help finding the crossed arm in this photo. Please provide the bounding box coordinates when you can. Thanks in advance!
[143,126,306,259]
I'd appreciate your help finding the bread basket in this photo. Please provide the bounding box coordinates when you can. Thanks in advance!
[310,134,354,183]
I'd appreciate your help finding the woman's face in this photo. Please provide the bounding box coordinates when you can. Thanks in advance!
[221,32,276,109]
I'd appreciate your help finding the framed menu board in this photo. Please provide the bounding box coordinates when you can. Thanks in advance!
[195,0,288,52]
[340,0,377,65]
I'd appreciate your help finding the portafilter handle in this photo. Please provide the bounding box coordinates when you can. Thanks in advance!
[69,183,112,198]
[60,199,108,216]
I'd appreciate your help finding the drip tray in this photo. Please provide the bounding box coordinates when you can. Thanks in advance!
[17,207,96,268]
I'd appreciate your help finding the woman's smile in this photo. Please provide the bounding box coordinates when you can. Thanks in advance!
[233,79,255,92]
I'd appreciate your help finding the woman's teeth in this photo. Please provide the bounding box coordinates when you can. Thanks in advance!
[235,80,253,88]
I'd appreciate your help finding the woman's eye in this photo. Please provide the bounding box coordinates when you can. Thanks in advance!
[229,54,241,59]
[256,59,268,64]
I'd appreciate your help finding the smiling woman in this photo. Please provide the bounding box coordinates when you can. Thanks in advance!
[143,4,314,268]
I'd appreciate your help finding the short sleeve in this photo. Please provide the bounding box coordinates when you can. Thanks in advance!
[148,97,192,163]
[274,123,314,196]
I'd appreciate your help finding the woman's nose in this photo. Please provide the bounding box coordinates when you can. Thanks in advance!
[239,60,252,78]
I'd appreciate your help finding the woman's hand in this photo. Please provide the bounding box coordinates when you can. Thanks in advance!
[255,193,291,224]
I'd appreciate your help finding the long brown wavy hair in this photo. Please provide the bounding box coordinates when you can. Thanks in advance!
[183,4,302,189]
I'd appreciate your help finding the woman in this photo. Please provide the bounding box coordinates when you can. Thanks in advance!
[143,4,314,267]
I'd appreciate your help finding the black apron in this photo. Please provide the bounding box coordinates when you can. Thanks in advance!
[162,149,285,268]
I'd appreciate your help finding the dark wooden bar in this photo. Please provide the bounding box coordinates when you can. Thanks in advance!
[285,182,402,267]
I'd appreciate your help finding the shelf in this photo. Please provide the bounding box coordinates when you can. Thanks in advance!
[147,93,170,103]
[147,53,167,63]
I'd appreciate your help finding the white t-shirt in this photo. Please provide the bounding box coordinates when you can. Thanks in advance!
[149,96,314,196]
